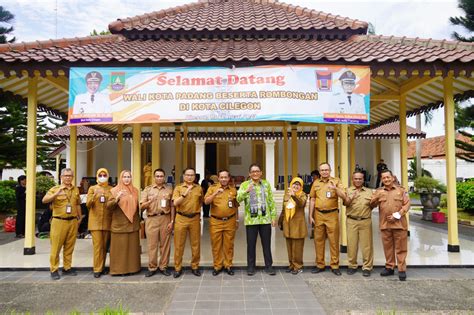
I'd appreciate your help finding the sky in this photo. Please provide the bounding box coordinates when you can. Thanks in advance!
[2,0,470,137]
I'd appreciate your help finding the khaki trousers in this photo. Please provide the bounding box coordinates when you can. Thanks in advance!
[347,218,373,270]
[381,229,408,272]
[90,230,110,273]
[145,214,171,271]
[50,218,78,272]
[286,238,305,270]
[174,214,200,271]
[209,217,237,270]
[314,210,339,269]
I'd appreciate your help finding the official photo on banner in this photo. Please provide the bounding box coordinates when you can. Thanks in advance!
[68,65,370,125]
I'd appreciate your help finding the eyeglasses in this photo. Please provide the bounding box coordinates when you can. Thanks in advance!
[184,174,195,177]
[98,175,107,178]
[250,170,261,174]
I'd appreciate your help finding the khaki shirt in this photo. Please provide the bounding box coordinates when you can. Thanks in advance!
[140,184,173,215]
[371,185,410,230]
[205,183,239,218]
[45,185,81,218]
[309,177,344,210]
[280,193,308,239]
[172,183,203,214]
[346,186,373,219]
[86,184,113,231]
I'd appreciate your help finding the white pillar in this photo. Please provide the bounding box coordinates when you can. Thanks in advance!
[264,139,276,190]
[327,139,335,177]
[195,139,206,182]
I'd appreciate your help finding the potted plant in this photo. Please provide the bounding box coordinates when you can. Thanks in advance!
[414,176,447,221]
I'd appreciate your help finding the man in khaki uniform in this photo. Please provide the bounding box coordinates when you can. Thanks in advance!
[42,168,82,280]
[370,169,410,281]
[204,170,239,276]
[172,167,203,278]
[141,168,175,277]
[309,163,346,276]
[342,171,374,277]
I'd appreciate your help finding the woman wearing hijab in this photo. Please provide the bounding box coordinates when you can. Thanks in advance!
[86,168,113,278]
[107,170,141,275]
[279,177,308,275]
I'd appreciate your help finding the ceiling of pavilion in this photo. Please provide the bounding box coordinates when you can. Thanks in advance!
[0,0,473,136]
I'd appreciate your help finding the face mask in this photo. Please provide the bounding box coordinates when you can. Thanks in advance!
[98,176,108,183]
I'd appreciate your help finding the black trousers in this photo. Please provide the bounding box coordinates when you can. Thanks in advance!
[246,224,273,270]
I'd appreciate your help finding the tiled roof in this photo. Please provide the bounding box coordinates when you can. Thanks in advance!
[1,37,473,65]
[357,121,425,139]
[109,0,368,33]
[408,133,474,159]
[46,125,113,140]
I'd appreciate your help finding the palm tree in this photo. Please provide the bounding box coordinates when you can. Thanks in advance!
[0,6,15,44]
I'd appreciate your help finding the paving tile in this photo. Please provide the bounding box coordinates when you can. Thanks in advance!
[194,301,219,310]
[167,301,195,310]
[172,292,197,302]
[219,300,245,310]
[244,309,272,315]
[220,286,243,294]
[244,300,271,309]
[220,293,244,301]
[193,310,219,315]
[269,299,297,309]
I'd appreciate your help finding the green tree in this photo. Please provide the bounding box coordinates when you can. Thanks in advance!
[0,6,15,43]
[0,92,65,172]
[450,0,474,42]
[454,102,474,162]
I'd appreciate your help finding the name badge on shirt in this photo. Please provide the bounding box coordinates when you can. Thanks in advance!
[66,204,72,214]
[160,199,167,208]
[228,200,233,208]
[326,191,332,198]
[100,195,106,203]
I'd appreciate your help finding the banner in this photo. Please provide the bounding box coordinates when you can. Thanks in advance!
[68,65,370,125]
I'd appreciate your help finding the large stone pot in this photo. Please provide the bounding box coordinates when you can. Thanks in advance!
[419,192,442,221]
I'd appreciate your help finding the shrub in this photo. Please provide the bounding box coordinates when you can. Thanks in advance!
[0,185,16,213]
[440,194,447,208]
[457,181,474,213]
[0,180,17,190]
[36,175,56,195]
[414,176,446,193]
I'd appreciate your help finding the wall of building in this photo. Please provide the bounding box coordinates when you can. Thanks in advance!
[69,137,410,189]
[417,158,474,184]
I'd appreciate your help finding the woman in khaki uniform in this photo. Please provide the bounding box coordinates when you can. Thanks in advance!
[107,170,141,276]
[86,168,113,278]
[279,177,308,275]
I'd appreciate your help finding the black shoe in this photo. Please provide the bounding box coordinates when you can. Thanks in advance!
[311,267,325,274]
[212,268,222,276]
[62,268,77,276]
[101,268,109,275]
[173,270,182,278]
[380,268,395,277]
[145,270,156,277]
[331,269,342,276]
[51,271,60,280]
[247,269,256,276]
[347,268,357,275]
[285,267,293,273]
[191,269,201,277]
[225,267,234,276]
[160,269,171,277]
[362,270,371,277]
[399,271,407,281]
[264,267,276,276]
[291,269,303,275]
[93,272,101,278]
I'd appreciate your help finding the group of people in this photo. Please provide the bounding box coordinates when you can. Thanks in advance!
[43,161,410,282]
